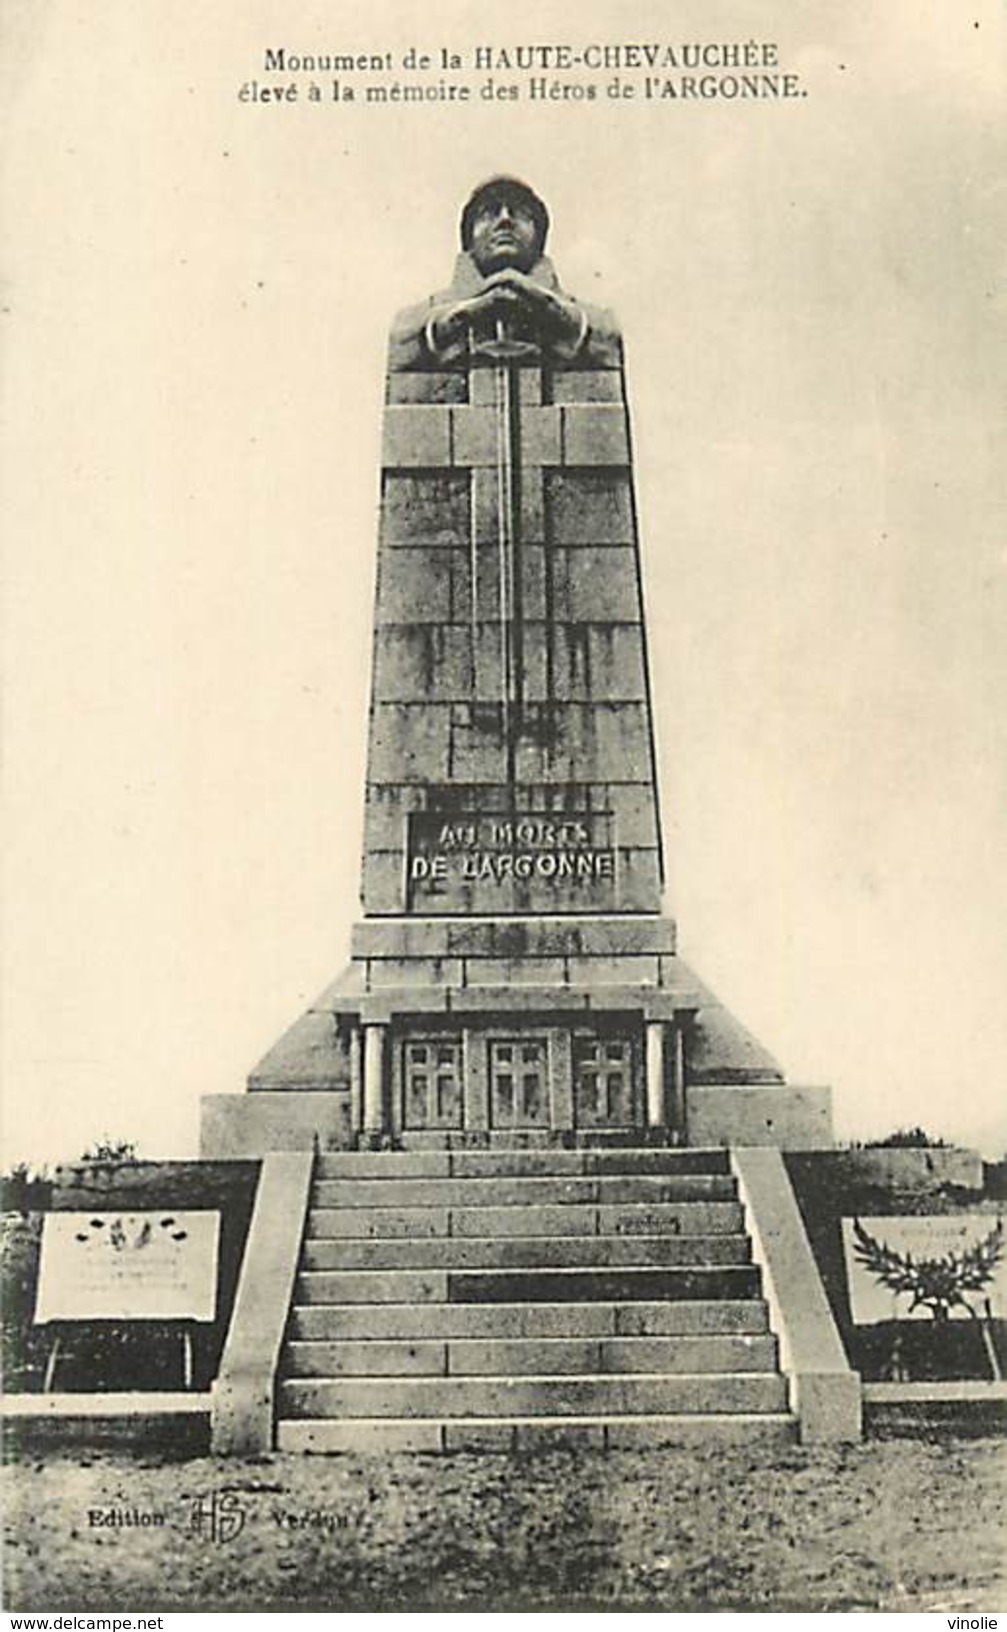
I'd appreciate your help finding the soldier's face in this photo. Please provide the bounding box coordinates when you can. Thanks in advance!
[469,196,541,274]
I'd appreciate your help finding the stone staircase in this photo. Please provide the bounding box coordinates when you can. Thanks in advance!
[276,1147,796,1452]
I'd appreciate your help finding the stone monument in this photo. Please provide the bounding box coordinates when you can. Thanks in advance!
[200,179,861,1459]
[202,177,833,1157]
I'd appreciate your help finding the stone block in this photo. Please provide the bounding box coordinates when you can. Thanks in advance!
[360,990,451,1022]
[361,850,406,913]
[368,703,452,783]
[387,371,467,405]
[467,365,543,408]
[581,984,673,1018]
[566,954,660,987]
[374,546,456,624]
[615,849,663,912]
[450,406,498,466]
[463,956,567,986]
[372,625,472,702]
[447,705,509,783]
[200,1092,350,1159]
[471,623,504,702]
[585,1148,730,1175]
[284,1339,447,1376]
[471,466,499,542]
[519,368,543,406]
[550,369,623,404]
[467,366,499,408]
[447,1263,758,1306]
[550,547,640,622]
[382,405,451,468]
[467,546,546,620]
[448,986,588,1015]
[307,1205,450,1238]
[361,785,422,850]
[367,957,463,989]
[290,1301,617,1342]
[597,1199,743,1235]
[612,1299,769,1337]
[448,1202,597,1237]
[606,785,661,847]
[563,404,630,465]
[522,470,545,541]
[515,702,651,783]
[603,1335,776,1374]
[352,917,452,961]
[316,1152,451,1179]
[689,1086,833,1149]
[520,624,646,703]
[794,1370,863,1445]
[594,1173,737,1205]
[449,1148,583,1177]
[520,405,562,466]
[381,472,469,545]
[519,545,547,618]
[277,1420,444,1454]
[547,470,634,544]
[442,918,661,959]
[294,1269,448,1305]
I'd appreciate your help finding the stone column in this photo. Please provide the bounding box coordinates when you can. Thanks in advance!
[362,1024,387,1141]
[645,1021,666,1129]
[668,1021,687,1141]
[349,1026,363,1136]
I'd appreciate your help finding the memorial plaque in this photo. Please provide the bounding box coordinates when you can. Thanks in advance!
[842,1214,1007,1325]
[406,809,617,912]
[34,1211,220,1324]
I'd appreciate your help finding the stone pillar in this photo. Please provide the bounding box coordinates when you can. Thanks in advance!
[362,1024,387,1141]
[645,1021,666,1128]
[548,1028,574,1132]
[668,1021,687,1140]
[349,1026,363,1136]
[464,1029,489,1133]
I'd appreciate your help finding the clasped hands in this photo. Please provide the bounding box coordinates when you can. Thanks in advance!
[429,270,585,355]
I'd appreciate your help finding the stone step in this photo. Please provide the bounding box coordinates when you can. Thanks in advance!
[277,1413,798,1454]
[283,1332,778,1377]
[305,1200,743,1240]
[279,1372,788,1419]
[294,1264,761,1305]
[301,1233,751,1271]
[315,1148,731,1180]
[310,1174,736,1209]
[397,1131,698,1152]
[289,1298,770,1341]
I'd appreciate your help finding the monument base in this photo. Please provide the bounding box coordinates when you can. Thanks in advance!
[200,914,834,1155]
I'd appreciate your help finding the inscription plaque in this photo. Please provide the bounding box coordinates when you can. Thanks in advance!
[34,1211,220,1324]
[406,810,617,913]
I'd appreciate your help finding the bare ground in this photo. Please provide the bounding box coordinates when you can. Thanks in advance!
[3,1435,1005,1612]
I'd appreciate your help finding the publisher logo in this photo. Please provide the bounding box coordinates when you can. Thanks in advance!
[189,1490,246,1544]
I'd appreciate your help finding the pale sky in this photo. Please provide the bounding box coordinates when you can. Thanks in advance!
[3,0,1006,1164]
